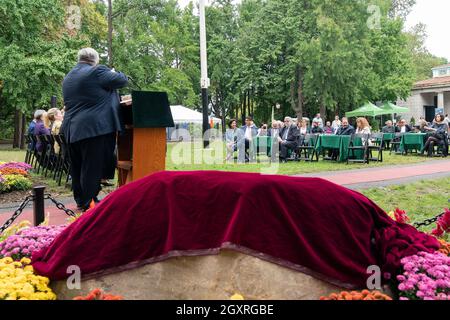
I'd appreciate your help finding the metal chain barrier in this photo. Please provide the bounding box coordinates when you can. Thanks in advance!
[44,194,77,218]
[0,195,34,234]
[0,192,77,234]
[413,212,446,230]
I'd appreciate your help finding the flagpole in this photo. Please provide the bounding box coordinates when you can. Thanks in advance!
[199,0,210,149]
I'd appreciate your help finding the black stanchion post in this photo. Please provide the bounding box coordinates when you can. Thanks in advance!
[33,186,46,226]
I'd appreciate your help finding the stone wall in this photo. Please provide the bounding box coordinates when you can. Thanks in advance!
[53,251,347,300]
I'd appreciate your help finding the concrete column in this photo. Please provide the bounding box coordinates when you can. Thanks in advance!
[437,91,444,109]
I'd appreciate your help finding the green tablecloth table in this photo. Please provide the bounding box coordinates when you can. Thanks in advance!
[399,133,426,154]
[315,135,363,162]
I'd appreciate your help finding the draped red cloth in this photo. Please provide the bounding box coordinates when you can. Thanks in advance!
[32,171,439,288]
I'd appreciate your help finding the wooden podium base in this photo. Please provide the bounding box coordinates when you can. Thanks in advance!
[117,128,166,186]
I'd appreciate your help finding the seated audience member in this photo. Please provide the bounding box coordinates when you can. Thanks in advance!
[311,120,324,134]
[278,117,299,162]
[225,119,242,161]
[257,124,268,137]
[47,108,61,132]
[382,120,395,134]
[269,121,280,138]
[416,119,429,133]
[444,114,450,127]
[34,110,51,152]
[395,119,412,133]
[421,114,448,157]
[323,121,333,134]
[297,119,311,146]
[240,116,258,161]
[355,117,372,145]
[297,119,310,136]
[312,113,324,128]
[51,109,64,154]
[336,117,355,136]
[331,116,341,133]
[28,110,45,151]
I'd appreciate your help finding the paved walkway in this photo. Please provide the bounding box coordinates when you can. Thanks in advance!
[1,159,449,227]
[296,159,450,189]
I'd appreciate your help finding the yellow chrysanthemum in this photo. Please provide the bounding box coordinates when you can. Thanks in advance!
[230,293,245,300]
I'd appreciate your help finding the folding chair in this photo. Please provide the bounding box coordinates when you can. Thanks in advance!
[367,133,383,162]
[390,133,403,155]
[296,134,319,162]
[24,134,33,164]
[347,134,369,164]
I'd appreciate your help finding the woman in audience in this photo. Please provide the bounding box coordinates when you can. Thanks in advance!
[50,109,64,154]
[323,121,333,134]
[297,119,310,136]
[421,114,448,157]
[34,110,50,152]
[355,117,372,145]
[225,119,241,161]
[47,108,60,131]
[331,116,341,133]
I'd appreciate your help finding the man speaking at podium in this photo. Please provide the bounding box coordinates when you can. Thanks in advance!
[62,48,129,211]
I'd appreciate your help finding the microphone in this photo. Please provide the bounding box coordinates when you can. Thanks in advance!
[127,76,142,91]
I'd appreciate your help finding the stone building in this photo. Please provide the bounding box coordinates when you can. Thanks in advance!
[398,64,450,122]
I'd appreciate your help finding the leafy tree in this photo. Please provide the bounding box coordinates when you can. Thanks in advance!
[112,0,198,106]
[0,0,106,147]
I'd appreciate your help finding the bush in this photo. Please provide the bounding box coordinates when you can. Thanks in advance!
[0,174,32,193]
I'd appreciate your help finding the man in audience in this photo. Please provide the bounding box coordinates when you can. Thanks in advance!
[336,117,355,136]
[382,120,395,133]
[395,119,412,133]
[278,117,299,163]
[311,120,324,134]
[240,116,258,162]
[312,113,324,128]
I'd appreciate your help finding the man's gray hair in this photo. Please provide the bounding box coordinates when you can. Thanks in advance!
[78,48,100,66]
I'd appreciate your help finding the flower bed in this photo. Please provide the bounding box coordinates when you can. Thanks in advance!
[73,289,123,300]
[320,290,392,300]
[0,162,33,194]
[397,252,450,300]
[0,225,66,260]
[0,257,56,300]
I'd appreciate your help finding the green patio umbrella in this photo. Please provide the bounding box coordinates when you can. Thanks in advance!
[345,102,384,118]
[377,102,409,115]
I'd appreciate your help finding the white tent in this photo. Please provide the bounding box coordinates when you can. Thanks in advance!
[170,105,221,124]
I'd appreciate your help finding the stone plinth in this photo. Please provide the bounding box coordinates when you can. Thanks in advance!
[52,250,345,300]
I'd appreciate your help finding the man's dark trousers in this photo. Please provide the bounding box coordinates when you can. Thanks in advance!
[68,133,116,208]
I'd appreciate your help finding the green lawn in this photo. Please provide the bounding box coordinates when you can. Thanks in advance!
[165,142,431,175]
[361,177,450,239]
[0,143,435,176]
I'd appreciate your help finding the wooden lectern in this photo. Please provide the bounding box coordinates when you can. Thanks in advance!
[117,91,174,186]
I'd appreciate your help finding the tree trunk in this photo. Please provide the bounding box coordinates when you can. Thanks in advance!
[290,80,296,115]
[296,67,304,119]
[242,92,247,124]
[20,113,26,149]
[320,102,327,123]
[13,109,24,149]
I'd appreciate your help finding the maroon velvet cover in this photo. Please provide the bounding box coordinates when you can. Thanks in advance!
[32,171,439,288]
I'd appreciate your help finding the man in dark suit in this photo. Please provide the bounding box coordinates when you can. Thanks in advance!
[62,48,128,211]
[336,117,355,136]
[395,119,412,133]
[278,117,300,162]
